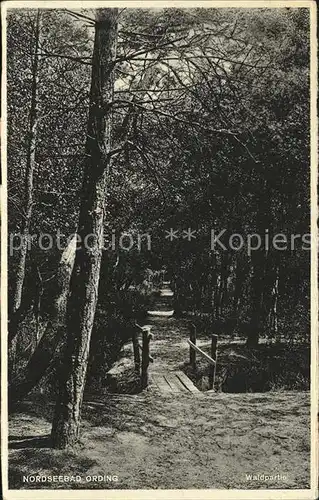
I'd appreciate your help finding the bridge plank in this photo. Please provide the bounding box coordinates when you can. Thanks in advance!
[152,374,174,394]
[175,371,200,393]
[164,374,187,393]
[166,373,190,393]
[163,375,180,393]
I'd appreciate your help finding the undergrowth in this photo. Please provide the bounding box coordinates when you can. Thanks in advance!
[184,342,310,393]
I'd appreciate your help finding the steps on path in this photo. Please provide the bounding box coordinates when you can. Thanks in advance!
[151,371,200,395]
[147,280,175,318]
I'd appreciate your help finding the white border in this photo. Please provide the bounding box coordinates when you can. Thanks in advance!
[1,1,318,499]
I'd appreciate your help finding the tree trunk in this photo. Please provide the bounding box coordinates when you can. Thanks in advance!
[233,257,241,315]
[233,255,248,316]
[9,10,41,375]
[246,251,265,348]
[33,266,44,348]
[214,253,222,320]
[219,253,229,316]
[8,236,76,408]
[246,177,271,348]
[11,9,41,315]
[268,263,280,340]
[51,9,118,449]
[209,251,217,322]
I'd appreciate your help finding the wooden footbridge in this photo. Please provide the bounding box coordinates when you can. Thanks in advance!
[131,280,218,396]
[133,323,200,395]
[151,371,199,394]
[131,324,217,395]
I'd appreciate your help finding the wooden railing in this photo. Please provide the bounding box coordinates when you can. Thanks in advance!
[133,323,153,389]
[188,323,218,390]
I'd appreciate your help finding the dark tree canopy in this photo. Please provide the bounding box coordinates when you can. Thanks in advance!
[6,7,311,446]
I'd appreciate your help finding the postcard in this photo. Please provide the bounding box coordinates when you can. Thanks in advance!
[1,1,318,499]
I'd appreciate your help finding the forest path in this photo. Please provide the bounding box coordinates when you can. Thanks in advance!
[132,316,212,394]
[144,316,201,394]
[8,319,310,489]
[9,390,310,489]
[120,316,202,394]
[142,316,192,373]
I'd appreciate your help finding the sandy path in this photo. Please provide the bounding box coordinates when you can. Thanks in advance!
[9,390,310,490]
[8,318,310,490]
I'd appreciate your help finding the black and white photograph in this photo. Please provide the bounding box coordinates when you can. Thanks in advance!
[1,1,318,498]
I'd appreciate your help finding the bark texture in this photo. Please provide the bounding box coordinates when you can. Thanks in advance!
[11,10,41,314]
[8,236,76,407]
[51,9,118,449]
[9,10,42,373]
[246,251,265,348]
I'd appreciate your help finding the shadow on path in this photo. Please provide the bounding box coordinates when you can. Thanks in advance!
[9,434,51,449]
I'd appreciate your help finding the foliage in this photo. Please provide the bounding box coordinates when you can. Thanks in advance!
[7,7,310,390]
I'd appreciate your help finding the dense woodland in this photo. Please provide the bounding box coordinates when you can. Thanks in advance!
[7,8,310,448]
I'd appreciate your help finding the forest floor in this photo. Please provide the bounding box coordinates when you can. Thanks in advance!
[9,317,310,490]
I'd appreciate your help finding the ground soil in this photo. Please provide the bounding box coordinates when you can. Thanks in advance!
[9,317,310,490]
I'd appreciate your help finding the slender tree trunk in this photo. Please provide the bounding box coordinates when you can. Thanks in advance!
[9,10,41,374]
[219,253,229,316]
[11,10,41,314]
[214,253,222,320]
[233,257,242,315]
[268,264,280,340]
[51,9,118,449]
[33,266,43,348]
[233,255,249,317]
[209,251,217,322]
[246,251,265,348]
[246,177,271,348]
[8,236,76,407]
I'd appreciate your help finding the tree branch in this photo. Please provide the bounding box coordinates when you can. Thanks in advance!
[63,9,95,25]
[127,140,166,203]
[40,50,92,65]
[114,98,234,136]
[116,35,189,64]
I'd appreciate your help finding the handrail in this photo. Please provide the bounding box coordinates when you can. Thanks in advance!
[135,322,151,331]
[138,343,154,363]
[187,339,216,366]
[133,323,153,388]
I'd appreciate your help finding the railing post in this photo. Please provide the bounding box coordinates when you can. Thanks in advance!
[141,327,152,389]
[209,334,218,390]
[190,323,197,371]
[132,329,141,375]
